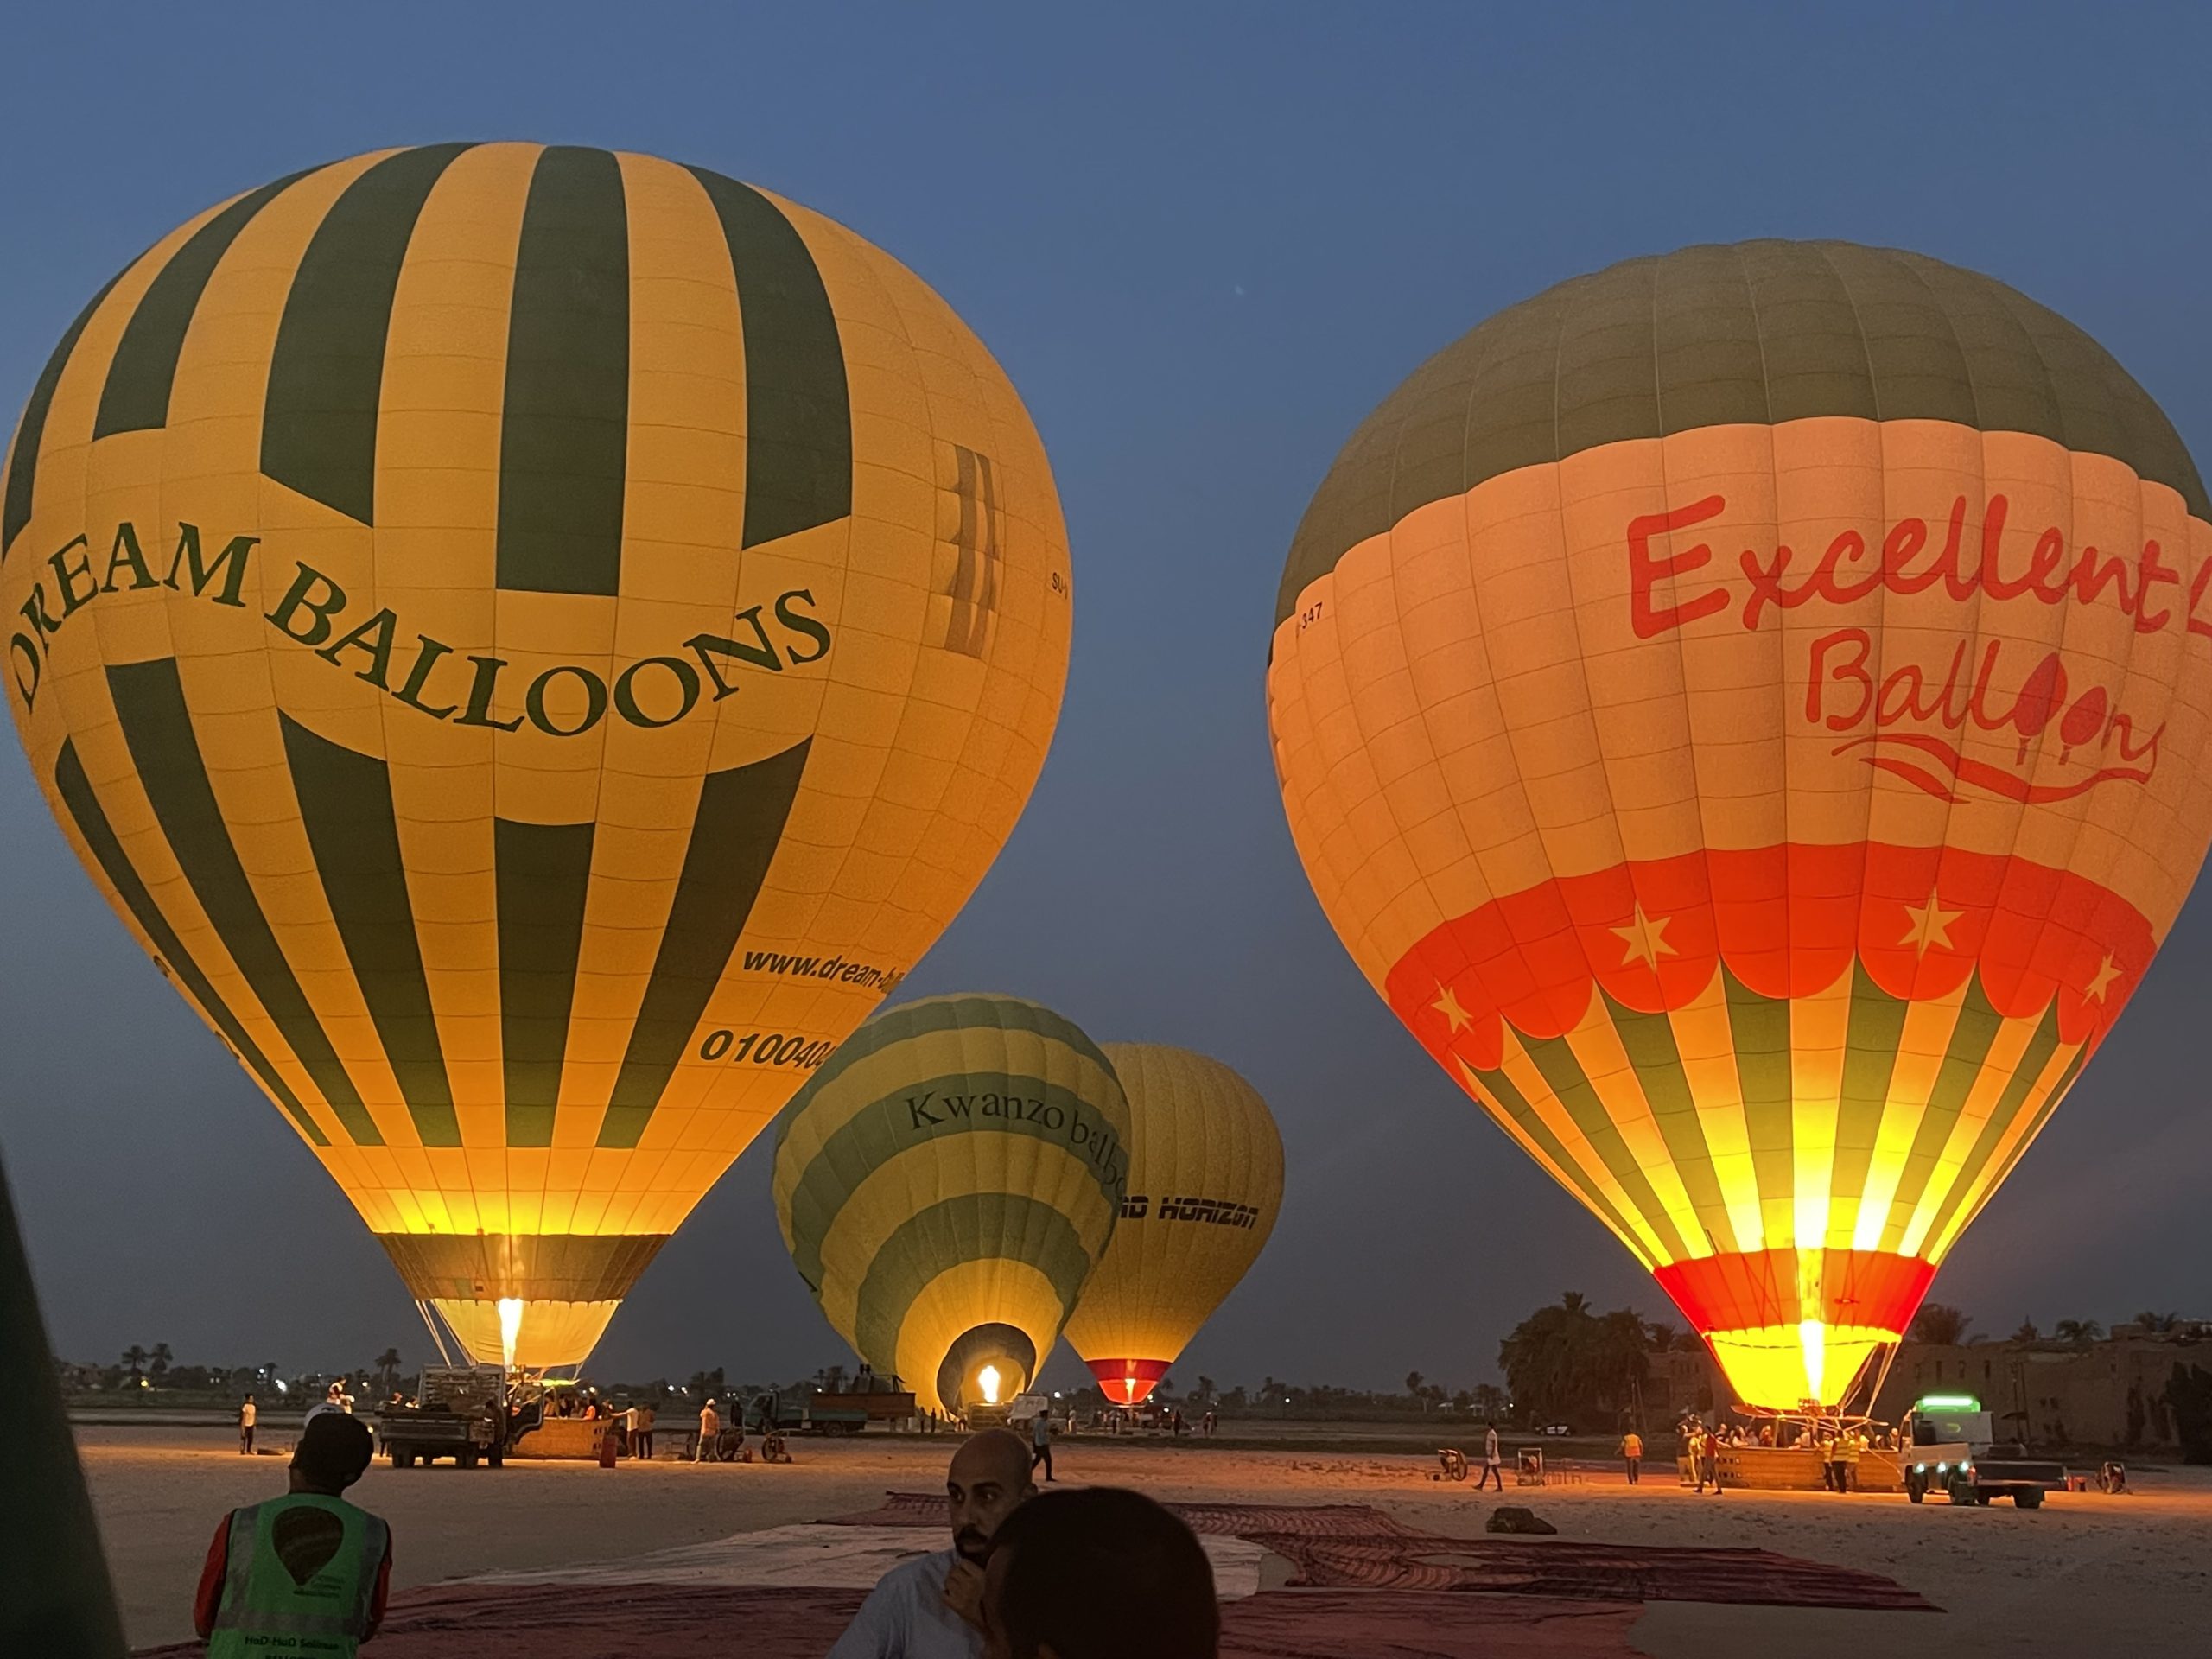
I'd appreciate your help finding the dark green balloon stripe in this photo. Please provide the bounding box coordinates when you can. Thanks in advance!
[1280,240,2209,625]
[1722,967,1797,1224]
[851,1193,1090,1375]
[495,819,594,1147]
[261,143,475,524]
[1465,1059,1648,1257]
[597,740,812,1147]
[1602,990,1742,1257]
[786,1069,1128,1287]
[3,270,125,557]
[788,994,1119,1115]
[279,715,458,1147]
[53,740,327,1147]
[1875,976,2005,1253]
[106,659,378,1144]
[1826,963,1909,1221]
[496,146,629,595]
[1916,1001,2063,1254]
[1516,1027,1691,1263]
[92,168,317,440]
[686,167,852,548]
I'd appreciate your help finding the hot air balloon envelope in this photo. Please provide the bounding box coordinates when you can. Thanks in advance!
[1,145,1071,1367]
[1268,241,2212,1408]
[773,994,1129,1415]
[1063,1044,1283,1406]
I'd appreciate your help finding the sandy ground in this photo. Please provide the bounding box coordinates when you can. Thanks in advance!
[77,1424,2212,1656]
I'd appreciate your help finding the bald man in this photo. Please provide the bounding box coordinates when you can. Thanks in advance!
[830,1428,1036,1658]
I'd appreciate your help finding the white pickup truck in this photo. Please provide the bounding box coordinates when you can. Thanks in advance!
[1899,1395,2067,1510]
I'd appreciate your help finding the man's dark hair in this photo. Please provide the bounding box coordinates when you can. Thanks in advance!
[293,1413,374,1489]
[989,1487,1216,1659]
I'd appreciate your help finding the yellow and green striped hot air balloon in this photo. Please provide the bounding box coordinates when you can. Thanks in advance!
[772,994,1129,1416]
[1269,241,2212,1410]
[0,144,1071,1370]
[1061,1043,1283,1407]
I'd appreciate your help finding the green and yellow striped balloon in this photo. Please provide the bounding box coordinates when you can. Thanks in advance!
[0,145,1071,1369]
[772,994,1128,1415]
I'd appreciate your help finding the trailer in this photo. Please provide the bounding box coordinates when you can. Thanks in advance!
[376,1365,507,1469]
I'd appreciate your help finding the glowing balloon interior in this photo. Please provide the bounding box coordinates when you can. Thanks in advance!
[0,145,1071,1368]
[1268,240,2212,1408]
[772,993,1129,1416]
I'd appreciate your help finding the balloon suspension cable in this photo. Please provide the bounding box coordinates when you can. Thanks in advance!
[415,1300,457,1369]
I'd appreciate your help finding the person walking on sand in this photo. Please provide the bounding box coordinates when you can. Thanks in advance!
[1840,1427,1864,1493]
[194,1413,391,1658]
[238,1394,257,1455]
[1619,1428,1643,1485]
[696,1398,721,1462]
[1029,1402,1056,1482]
[1699,1427,1724,1495]
[1473,1421,1504,1491]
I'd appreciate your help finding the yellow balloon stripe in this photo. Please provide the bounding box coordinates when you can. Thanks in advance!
[1896,1009,2045,1259]
[1558,995,1713,1260]
[1847,978,1971,1253]
[1662,969,1765,1254]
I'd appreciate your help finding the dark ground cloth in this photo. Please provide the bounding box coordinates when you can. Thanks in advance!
[136,1495,1927,1656]
[137,1582,1643,1657]
[834,1493,1935,1611]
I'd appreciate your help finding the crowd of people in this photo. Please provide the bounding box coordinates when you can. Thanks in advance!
[1665,1413,1893,1494]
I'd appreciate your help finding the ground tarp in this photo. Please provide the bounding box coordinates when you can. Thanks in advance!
[834,1493,1936,1610]
[137,1583,1643,1658]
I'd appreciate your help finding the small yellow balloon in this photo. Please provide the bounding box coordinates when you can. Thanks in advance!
[1,144,1071,1368]
[1062,1044,1283,1405]
[772,994,1129,1415]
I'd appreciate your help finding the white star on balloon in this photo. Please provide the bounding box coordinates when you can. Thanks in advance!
[2083,952,2121,1002]
[1900,891,1961,956]
[1612,904,1675,970]
[1431,982,1472,1032]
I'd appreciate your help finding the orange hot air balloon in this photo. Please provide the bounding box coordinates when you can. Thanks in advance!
[1268,241,2212,1409]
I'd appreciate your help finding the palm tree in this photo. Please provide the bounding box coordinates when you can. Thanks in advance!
[1195,1375,1216,1405]
[2132,1311,2178,1334]
[2012,1319,2041,1343]
[149,1343,173,1379]
[1404,1370,1426,1408]
[2053,1319,2104,1347]
[121,1345,149,1382]
[374,1349,404,1396]
[1908,1303,1974,1346]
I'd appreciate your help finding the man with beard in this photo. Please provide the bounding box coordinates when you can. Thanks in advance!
[830,1429,1036,1657]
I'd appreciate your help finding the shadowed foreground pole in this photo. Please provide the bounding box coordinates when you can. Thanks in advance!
[0,1154,127,1657]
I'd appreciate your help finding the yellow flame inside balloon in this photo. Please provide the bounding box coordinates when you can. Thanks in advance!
[498,1299,524,1375]
[978,1364,1002,1406]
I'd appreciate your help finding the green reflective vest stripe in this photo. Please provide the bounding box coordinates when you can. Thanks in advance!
[207,1494,387,1658]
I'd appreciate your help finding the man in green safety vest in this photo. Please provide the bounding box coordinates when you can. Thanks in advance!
[193,1410,393,1656]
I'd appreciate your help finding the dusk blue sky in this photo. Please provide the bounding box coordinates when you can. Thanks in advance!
[3,3,2207,1392]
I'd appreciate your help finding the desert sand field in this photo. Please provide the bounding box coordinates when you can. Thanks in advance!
[77,1423,2212,1656]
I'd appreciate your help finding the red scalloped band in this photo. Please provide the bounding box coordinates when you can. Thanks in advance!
[1086,1358,1173,1406]
[1386,842,2151,1071]
[1654,1249,1936,1338]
